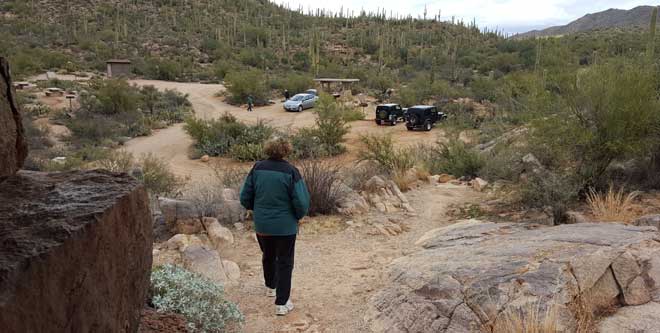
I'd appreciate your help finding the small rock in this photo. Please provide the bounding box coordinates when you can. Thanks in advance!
[471,178,488,192]
[166,234,204,251]
[293,319,310,331]
[202,217,234,250]
[200,155,210,162]
[175,218,204,235]
[437,174,455,183]
[233,222,245,232]
[632,214,660,231]
[566,211,589,224]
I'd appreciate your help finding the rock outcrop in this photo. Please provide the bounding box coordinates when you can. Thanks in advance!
[367,220,660,332]
[0,57,27,178]
[0,170,153,332]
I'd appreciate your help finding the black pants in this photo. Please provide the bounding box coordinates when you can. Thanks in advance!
[257,234,296,305]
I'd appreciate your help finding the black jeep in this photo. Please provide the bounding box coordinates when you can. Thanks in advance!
[375,104,405,126]
[405,105,447,131]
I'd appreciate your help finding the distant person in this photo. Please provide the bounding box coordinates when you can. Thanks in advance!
[247,95,254,112]
[284,89,290,101]
[239,138,310,316]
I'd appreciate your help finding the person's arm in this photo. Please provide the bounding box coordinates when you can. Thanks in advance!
[291,170,310,220]
[240,167,256,210]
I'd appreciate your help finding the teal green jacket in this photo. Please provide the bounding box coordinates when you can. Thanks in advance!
[240,159,310,236]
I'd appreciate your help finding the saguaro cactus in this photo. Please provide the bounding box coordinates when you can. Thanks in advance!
[648,6,658,59]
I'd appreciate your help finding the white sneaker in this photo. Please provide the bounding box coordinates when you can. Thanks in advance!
[275,300,294,316]
[266,287,276,298]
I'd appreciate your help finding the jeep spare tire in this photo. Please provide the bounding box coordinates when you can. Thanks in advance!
[378,110,388,119]
[409,114,421,125]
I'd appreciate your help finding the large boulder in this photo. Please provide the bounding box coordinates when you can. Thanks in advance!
[367,220,660,332]
[0,57,27,178]
[0,170,152,332]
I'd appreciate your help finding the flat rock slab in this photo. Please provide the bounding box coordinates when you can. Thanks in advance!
[0,170,152,332]
[599,302,660,333]
[367,220,660,333]
[0,57,27,177]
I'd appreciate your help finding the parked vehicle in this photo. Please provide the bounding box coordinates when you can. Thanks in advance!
[375,103,405,126]
[283,93,318,112]
[405,105,447,131]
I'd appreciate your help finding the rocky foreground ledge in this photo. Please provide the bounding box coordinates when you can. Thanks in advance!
[367,220,660,333]
[0,170,152,332]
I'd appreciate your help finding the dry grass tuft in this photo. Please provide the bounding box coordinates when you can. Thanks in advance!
[586,185,640,223]
[392,171,416,192]
[493,302,559,333]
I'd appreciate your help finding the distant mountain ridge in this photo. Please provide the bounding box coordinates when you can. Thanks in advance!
[516,5,658,39]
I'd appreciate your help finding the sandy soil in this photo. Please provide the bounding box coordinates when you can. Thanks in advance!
[222,183,482,332]
[123,80,446,182]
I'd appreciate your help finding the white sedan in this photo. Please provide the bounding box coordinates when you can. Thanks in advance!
[283,93,319,112]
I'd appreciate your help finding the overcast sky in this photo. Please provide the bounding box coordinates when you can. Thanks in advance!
[272,0,655,33]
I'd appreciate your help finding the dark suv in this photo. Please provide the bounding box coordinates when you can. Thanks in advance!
[375,104,405,126]
[405,105,447,131]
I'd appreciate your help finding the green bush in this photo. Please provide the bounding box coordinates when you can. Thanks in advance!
[520,170,580,224]
[420,139,484,178]
[290,127,327,160]
[137,153,186,197]
[312,94,350,155]
[359,134,415,174]
[530,58,660,187]
[95,150,135,173]
[297,160,345,216]
[224,69,269,105]
[184,114,275,161]
[270,73,314,95]
[151,265,243,332]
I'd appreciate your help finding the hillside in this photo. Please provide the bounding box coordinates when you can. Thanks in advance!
[0,0,498,84]
[516,5,659,39]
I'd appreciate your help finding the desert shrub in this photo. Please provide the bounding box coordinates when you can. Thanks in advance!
[21,113,52,151]
[419,139,484,178]
[290,127,327,160]
[229,143,266,162]
[520,170,581,224]
[211,163,249,191]
[530,58,660,187]
[270,73,314,94]
[359,134,415,175]
[586,185,640,223]
[298,160,345,216]
[479,146,526,182]
[341,106,366,122]
[150,265,243,332]
[185,180,226,218]
[137,153,186,197]
[66,112,121,145]
[184,114,274,161]
[82,79,141,115]
[95,150,135,173]
[312,94,350,155]
[342,162,384,191]
[470,77,499,102]
[140,86,193,125]
[224,69,269,105]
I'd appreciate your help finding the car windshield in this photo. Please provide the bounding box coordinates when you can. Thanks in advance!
[290,94,307,101]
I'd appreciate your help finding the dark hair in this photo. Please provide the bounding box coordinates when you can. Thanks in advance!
[264,138,292,160]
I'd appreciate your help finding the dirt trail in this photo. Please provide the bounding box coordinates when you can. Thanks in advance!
[223,183,482,332]
[123,80,443,182]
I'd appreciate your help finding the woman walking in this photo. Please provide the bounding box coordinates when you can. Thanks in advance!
[239,138,310,316]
